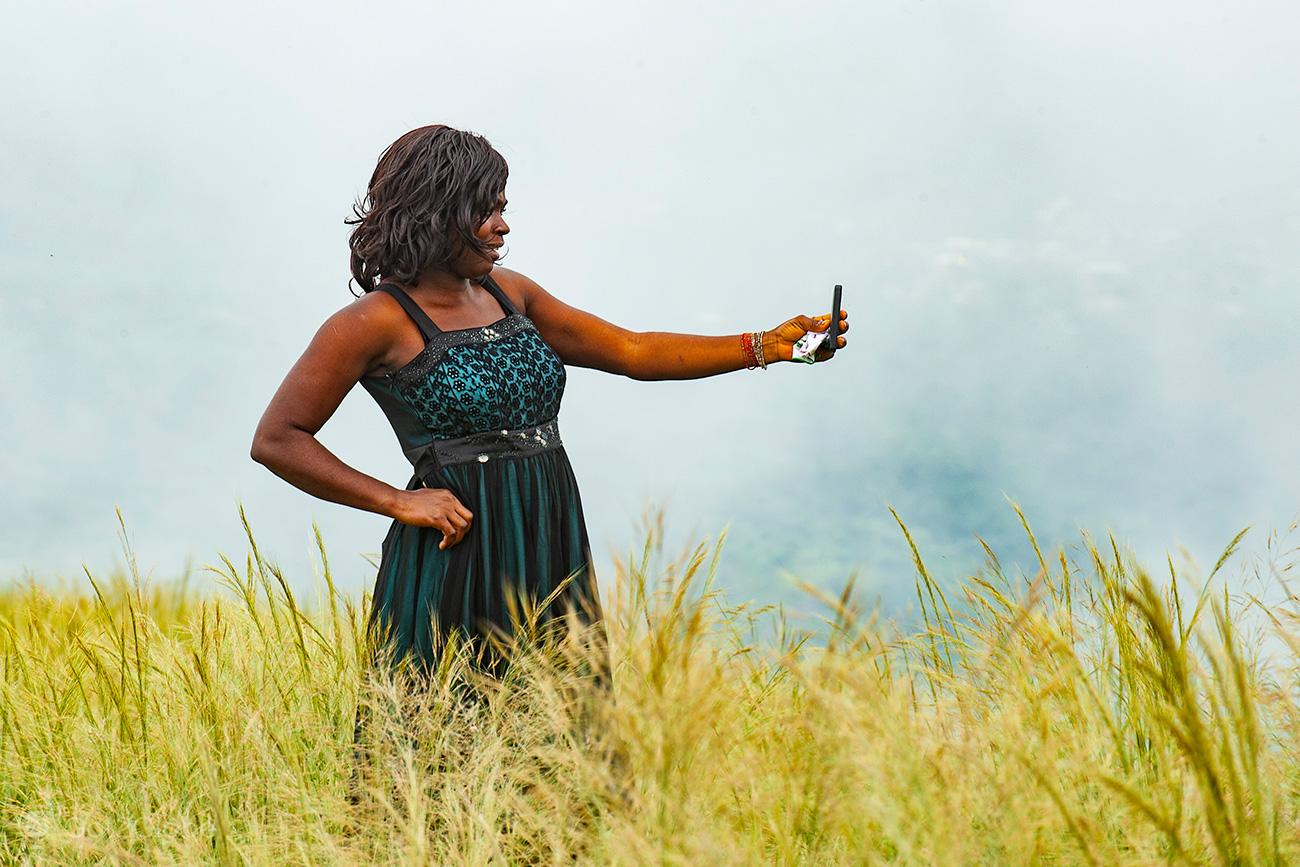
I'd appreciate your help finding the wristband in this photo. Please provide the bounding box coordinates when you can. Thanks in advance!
[740,331,759,369]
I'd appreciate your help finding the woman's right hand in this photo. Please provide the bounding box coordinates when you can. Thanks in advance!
[390,488,474,550]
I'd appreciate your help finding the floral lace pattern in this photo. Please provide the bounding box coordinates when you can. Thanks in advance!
[383,315,566,439]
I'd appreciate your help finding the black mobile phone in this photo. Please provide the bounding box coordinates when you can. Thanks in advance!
[825,284,843,358]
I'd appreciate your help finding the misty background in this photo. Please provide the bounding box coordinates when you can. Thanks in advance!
[3,1,1298,625]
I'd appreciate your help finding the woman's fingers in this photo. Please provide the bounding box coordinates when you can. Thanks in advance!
[824,309,848,349]
[434,511,473,549]
[435,517,454,549]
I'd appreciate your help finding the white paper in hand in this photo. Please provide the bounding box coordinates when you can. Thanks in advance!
[791,329,828,364]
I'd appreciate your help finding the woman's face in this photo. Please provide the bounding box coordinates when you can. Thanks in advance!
[450,192,510,279]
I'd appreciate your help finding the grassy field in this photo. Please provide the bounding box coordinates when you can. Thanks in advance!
[1,505,1298,865]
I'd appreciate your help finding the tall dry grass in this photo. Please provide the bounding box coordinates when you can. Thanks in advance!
[1,504,1299,865]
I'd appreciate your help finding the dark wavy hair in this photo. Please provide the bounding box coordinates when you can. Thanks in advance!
[345,125,509,295]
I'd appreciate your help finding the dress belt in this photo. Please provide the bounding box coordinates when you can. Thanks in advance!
[409,418,563,489]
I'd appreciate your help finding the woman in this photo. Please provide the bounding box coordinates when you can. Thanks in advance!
[250,124,849,687]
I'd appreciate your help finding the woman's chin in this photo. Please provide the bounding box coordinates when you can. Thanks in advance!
[451,258,496,280]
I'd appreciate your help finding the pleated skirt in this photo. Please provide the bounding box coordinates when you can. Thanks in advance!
[363,445,606,681]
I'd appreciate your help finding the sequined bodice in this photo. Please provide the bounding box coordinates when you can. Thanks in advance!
[358,277,567,463]
[371,314,565,438]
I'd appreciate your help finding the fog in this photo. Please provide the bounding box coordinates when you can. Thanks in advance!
[3,0,1297,624]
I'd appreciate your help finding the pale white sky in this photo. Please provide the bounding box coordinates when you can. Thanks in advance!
[3,0,1298,619]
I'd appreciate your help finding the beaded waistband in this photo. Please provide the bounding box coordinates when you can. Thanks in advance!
[411,418,563,486]
[437,417,563,465]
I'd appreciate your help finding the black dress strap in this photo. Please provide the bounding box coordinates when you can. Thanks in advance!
[481,273,521,317]
[374,282,441,342]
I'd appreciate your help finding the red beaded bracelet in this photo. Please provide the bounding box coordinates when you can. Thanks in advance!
[740,331,759,369]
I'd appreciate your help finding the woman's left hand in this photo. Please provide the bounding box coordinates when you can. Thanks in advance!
[765,309,850,363]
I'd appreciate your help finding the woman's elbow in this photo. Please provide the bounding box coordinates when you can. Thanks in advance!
[249,434,274,467]
[617,336,651,380]
[249,425,288,468]
[624,365,656,382]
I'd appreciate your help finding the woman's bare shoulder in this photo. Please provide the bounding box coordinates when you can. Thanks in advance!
[303,289,410,369]
[489,266,541,315]
[320,288,412,336]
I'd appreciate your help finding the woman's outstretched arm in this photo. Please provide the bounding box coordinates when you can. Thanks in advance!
[496,267,850,381]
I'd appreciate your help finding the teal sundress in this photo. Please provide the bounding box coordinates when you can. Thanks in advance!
[355,273,607,680]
